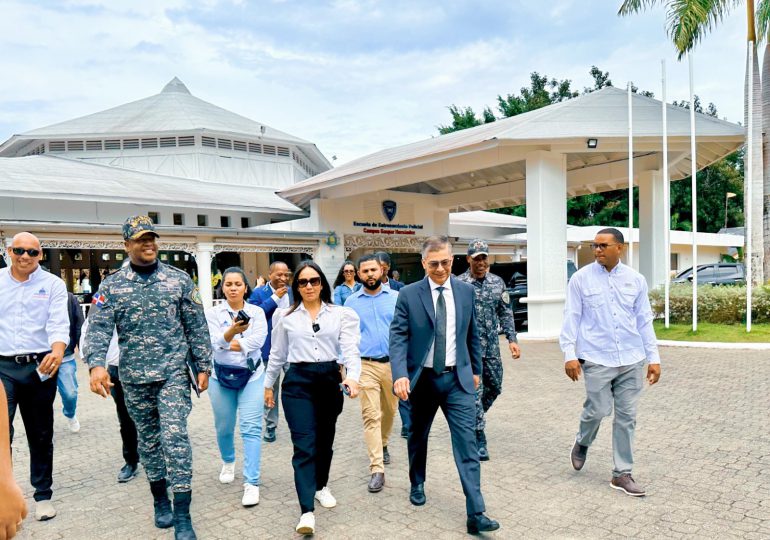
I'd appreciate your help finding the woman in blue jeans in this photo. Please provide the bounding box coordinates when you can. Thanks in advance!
[204,267,268,507]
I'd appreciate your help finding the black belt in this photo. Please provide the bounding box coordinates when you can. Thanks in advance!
[0,351,50,364]
[362,356,389,363]
[426,365,455,374]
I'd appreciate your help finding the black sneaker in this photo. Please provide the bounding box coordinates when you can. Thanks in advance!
[117,463,139,483]
[570,441,588,471]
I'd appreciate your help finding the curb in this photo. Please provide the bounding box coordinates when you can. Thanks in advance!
[656,339,770,350]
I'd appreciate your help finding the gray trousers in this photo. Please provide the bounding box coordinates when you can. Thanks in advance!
[264,363,288,431]
[576,360,645,477]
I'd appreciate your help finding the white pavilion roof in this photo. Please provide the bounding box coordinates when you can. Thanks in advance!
[0,155,304,214]
[279,87,745,209]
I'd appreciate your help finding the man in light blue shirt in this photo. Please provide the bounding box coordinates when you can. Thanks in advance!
[344,254,399,493]
[560,228,661,497]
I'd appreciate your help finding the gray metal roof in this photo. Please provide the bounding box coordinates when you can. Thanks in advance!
[280,87,745,209]
[0,155,304,214]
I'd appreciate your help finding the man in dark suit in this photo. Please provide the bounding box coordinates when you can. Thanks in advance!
[390,236,499,534]
[247,261,293,442]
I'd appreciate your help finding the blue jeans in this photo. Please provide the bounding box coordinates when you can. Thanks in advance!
[56,357,78,419]
[209,371,265,486]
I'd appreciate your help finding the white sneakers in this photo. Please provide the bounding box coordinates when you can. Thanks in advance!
[314,486,337,508]
[242,483,259,507]
[219,462,235,484]
[35,500,56,521]
[67,416,80,433]
[296,512,315,535]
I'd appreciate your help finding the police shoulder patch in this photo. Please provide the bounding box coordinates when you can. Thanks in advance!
[190,287,203,305]
[501,291,510,305]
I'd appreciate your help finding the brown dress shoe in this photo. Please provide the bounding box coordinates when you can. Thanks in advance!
[570,440,588,471]
[610,474,646,497]
[367,472,385,493]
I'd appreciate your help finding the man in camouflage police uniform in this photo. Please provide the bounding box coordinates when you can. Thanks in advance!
[458,239,521,461]
[85,216,212,540]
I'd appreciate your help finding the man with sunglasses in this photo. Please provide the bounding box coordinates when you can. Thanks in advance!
[560,228,661,497]
[0,232,70,522]
[457,239,520,462]
[85,216,212,540]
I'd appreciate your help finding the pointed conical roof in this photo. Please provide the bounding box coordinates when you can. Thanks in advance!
[18,78,310,144]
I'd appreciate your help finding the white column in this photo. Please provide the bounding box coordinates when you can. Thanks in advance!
[524,150,567,338]
[195,242,214,308]
[638,169,668,288]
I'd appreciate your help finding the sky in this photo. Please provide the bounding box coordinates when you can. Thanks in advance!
[0,0,748,165]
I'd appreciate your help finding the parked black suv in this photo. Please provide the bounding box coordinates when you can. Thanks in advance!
[672,263,745,285]
[506,261,578,331]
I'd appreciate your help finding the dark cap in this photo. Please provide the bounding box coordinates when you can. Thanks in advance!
[122,215,159,241]
[467,239,489,258]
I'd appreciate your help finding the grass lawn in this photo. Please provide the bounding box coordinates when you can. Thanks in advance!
[653,321,770,343]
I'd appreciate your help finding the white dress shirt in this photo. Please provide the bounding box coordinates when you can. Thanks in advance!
[80,318,120,367]
[205,302,268,382]
[0,266,70,355]
[559,261,661,367]
[265,302,361,387]
[423,277,457,369]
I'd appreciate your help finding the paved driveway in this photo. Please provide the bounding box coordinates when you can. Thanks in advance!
[10,341,770,539]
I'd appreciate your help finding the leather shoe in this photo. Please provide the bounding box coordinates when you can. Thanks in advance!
[263,427,276,443]
[401,425,409,438]
[117,462,139,483]
[467,513,500,534]
[409,483,425,506]
[367,472,385,493]
[383,446,391,465]
[570,440,588,471]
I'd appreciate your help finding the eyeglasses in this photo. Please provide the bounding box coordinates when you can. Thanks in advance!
[425,259,452,270]
[297,277,322,288]
[590,243,620,251]
[342,269,355,274]
[11,247,41,257]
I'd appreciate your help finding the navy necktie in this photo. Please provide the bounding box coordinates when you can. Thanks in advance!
[433,286,446,374]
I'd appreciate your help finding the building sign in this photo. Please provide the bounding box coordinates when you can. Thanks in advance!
[382,200,397,222]
[352,220,424,236]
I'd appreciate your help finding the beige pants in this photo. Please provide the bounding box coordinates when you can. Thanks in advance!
[359,360,398,473]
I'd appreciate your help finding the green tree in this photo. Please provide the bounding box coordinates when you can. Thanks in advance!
[619,0,767,284]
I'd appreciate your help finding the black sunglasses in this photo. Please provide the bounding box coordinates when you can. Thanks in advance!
[297,277,322,288]
[11,247,41,257]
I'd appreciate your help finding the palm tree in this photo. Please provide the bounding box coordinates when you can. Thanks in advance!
[619,0,769,286]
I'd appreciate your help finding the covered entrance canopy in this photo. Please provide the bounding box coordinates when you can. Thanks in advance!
[279,87,744,337]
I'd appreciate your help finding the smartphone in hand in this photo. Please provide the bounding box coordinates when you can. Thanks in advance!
[339,383,351,396]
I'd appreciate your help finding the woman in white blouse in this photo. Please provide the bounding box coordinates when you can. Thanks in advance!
[264,261,361,536]
[204,267,268,508]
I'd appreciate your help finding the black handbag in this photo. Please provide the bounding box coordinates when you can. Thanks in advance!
[214,358,260,390]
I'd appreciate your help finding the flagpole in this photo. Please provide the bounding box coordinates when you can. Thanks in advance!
[662,60,670,329]
[688,53,698,332]
[747,43,754,333]
[628,81,634,268]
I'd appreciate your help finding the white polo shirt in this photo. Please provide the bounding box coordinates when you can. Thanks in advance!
[0,265,70,356]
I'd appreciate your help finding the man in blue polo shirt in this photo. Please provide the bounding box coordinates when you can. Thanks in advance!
[344,254,399,493]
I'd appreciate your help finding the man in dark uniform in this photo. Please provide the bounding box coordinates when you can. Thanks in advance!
[85,216,212,540]
[457,239,520,461]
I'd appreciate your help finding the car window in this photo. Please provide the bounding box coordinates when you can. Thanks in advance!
[717,266,738,278]
[694,266,716,279]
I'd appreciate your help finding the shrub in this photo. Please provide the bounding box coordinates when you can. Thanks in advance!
[649,284,770,325]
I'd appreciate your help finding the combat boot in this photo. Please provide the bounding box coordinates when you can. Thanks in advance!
[173,490,197,540]
[477,430,490,461]
[149,479,173,529]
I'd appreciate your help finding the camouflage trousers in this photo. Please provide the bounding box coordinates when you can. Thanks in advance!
[124,370,193,492]
[475,356,504,432]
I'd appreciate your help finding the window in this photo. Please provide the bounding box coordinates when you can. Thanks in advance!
[148,212,160,224]
[220,216,231,228]
[197,215,208,227]
[670,253,679,273]
[241,217,250,228]
[173,213,184,226]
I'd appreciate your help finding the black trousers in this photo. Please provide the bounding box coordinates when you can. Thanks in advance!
[0,360,58,501]
[408,369,485,515]
[108,366,139,467]
[281,362,343,513]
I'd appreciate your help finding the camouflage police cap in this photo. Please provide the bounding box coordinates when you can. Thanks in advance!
[467,238,489,258]
[122,215,159,241]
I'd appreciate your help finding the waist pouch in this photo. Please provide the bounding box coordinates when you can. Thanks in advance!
[214,358,260,390]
